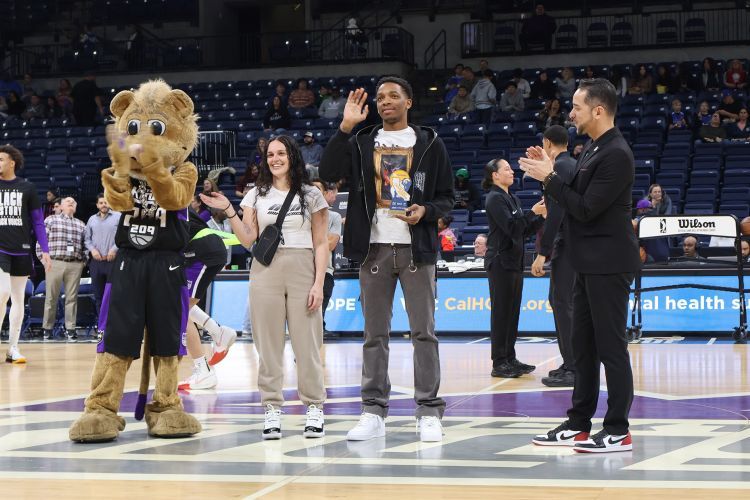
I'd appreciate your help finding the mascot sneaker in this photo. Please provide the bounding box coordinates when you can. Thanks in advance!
[263,404,282,440]
[533,421,590,446]
[574,430,633,453]
[303,404,325,438]
[5,346,26,364]
[208,326,237,366]
[178,358,217,390]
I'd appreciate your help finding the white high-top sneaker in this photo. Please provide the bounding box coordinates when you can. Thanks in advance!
[178,357,217,390]
[208,326,237,366]
[303,404,325,438]
[262,404,283,440]
[346,412,385,441]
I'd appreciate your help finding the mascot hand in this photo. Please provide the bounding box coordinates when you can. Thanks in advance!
[130,134,165,169]
[106,125,132,178]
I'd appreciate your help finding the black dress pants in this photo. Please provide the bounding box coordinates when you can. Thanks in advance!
[549,246,575,371]
[566,272,635,435]
[487,259,523,367]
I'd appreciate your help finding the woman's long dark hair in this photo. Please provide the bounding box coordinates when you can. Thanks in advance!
[256,135,311,220]
[481,158,501,191]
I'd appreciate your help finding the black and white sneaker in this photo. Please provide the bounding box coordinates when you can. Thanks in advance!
[303,404,325,438]
[574,429,633,453]
[532,421,590,446]
[66,330,78,342]
[262,404,282,440]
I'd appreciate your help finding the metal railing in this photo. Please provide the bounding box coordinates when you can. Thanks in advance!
[4,27,415,77]
[424,29,447,72]
[461,7,750,56]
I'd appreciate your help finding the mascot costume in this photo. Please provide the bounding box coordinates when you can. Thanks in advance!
[69,79,201,442]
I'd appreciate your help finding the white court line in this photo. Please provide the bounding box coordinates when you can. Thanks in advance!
[466,337,489,344]
[244,476,297,499]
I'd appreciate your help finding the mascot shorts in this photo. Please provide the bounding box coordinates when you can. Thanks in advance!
[97,249,189,359]
[185,259,224,301]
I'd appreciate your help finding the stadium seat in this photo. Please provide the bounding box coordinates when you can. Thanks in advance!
[656,19,679,44]
[555,24,578,49]
[684,18,706,43]
[586,22,608,47]
[610,21,633,46]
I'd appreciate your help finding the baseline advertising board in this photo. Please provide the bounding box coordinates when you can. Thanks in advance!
[209,275,747,334]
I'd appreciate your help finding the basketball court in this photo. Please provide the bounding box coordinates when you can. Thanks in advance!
[2,336,749,498]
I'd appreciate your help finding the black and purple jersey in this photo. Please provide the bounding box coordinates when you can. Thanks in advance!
[115,178,190,252]
[0,177,49,255]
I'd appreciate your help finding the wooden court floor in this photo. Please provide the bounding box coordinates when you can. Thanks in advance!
[1,337,749,499]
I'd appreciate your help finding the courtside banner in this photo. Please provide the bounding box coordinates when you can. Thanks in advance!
[639,214,738,239]
[210,274,747,334]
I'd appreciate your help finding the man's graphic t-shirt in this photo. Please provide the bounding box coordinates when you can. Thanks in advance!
[241,184,328,249]
[0,177,46,254]
[370,127,416,244]
[115,178,190,251]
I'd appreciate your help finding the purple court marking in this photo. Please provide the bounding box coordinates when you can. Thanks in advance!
[16,387,750,420]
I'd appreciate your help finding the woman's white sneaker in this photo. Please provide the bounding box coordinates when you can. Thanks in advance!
[417,416,443,442]
[262,404,282,440]
[303,404,325,438]
[178,358,217,390]
[5,346,26,364]
[346,413,385,441]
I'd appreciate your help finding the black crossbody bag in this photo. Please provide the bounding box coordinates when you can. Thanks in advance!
[252,189,297,266]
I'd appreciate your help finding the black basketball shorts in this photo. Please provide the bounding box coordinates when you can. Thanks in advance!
[0,251,34,277]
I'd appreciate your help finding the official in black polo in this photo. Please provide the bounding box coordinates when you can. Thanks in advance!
[483,158,546,378]
[529,125,577,388]
[520,78,640,453]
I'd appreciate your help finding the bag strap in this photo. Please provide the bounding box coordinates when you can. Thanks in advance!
[273,189,297,229]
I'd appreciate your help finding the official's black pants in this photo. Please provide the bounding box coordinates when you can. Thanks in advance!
[566,272,635,435]
[322,272,335,329]
[487,259,523,367]
[549,247,575,371]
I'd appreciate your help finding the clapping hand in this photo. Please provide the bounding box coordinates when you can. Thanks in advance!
[518,147,554,182]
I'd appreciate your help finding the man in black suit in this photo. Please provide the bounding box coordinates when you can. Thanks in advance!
[520,78,640,453]
[529,125,577,388]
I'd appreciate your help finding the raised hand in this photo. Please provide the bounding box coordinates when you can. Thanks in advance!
[525,145,545,161]
[340,88,369,133]
[199,191,231,211]
[105,125,132,178]
[519,148,554,182]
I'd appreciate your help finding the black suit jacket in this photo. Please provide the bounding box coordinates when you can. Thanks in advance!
[485,186,544,272]
[538,151,577,260]
[544,127,640,274]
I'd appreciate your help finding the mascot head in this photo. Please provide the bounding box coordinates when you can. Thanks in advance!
[109,79,198,179]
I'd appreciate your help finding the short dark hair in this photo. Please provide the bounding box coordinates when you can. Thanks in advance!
[577,78,618,116]
[376,76,413,100]
[543,125,569,147]
[0,144,24,171]
[506,81,517,89]
[482,69,494,79]
[96,192,106,201]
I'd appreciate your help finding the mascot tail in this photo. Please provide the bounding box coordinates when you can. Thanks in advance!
[135,329,151,420]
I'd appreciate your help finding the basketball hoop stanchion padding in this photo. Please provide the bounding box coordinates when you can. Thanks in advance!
[630,214,747,342]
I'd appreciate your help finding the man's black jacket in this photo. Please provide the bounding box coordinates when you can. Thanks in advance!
[319,124,454,264]
[544,127,641,274]
[538,151,577,260]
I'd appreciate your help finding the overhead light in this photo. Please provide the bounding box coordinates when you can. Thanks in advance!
[428,86,438,91]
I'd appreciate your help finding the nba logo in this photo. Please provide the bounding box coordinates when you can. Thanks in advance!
[659,218,667,234]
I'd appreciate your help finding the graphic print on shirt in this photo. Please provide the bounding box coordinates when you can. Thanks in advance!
[121,180,168,249]
[373,146,413,214]
[0,189,24,228]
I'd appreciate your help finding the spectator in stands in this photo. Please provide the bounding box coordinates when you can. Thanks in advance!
[628,65,653,95]
[536,98,565,131]
[610,67,629,98]
[263,96,291,133]
[699,112,727,143]
[693,100,713,128]
[125,25,144,69]
[206,208,232,267]
[633,201,669,263]
[21,73,36,103]
[674,63,693,94]
[460,66,476,91]
[316,84,331,107]
[345,18,367,57]
[474,233,487,257]
[728,108,750,140]
[274,81,288,107]
[47,198,62,219]
[511,69,531,99]
[77,24,98,52]
[499,82,524,112]
[681,235,704,260]
[235,138,267,196]
[655,64,675,94]
[571,141,584,160]
[741,239,749,263]
[646,184,673,215]
[71,72,104,126]
[56,78,73,113]
[444,63,465,103]
[699,58,722,91]
[471,69,497,125]
[43,190,59,218]
[718,91,742,122]
[555,67,576,101]
[45,96,64,119]
[437,215,456,261]
[447,85,474,116]
[84,193,120,328]
[318,86,345,119]
[519,3,556,51]
[22,94,46,120]
[584,66,597,79]
[0,73,22,99]
[479,59,494,75]
[454,168,481,211]
[311,180,341,335]
[724,59,747,90]
[289,79,315,110]
[668,99,688,130]
[301,131,324,178]
[39,196,86,341]
[6,91,24,118]
[531,70,556,100]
